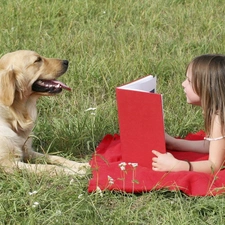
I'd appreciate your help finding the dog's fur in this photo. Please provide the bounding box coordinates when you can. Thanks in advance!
[0,50,89,175]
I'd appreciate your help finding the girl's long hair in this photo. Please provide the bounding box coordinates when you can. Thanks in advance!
[189,54,225,136]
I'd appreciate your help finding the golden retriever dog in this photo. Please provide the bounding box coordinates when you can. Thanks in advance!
[0,50,89,175]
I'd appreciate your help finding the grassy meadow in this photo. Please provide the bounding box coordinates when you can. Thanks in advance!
[1,0,225,224]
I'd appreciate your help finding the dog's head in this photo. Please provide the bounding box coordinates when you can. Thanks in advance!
[0,50,71,106]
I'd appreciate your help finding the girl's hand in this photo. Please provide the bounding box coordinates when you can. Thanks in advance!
[152,150,178,171]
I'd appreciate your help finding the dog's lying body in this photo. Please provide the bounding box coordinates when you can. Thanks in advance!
[0,50,89,175]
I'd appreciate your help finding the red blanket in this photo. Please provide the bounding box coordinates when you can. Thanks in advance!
[88,131,225,196]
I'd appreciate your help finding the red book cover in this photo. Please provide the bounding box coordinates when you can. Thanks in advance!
[116,75,166,168]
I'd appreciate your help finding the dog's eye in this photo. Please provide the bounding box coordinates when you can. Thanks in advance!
[34,57,42,63]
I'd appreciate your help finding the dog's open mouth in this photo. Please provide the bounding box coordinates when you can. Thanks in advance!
[32,79,71,93]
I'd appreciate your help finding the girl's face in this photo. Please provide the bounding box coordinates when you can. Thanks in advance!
[182,66,201,106]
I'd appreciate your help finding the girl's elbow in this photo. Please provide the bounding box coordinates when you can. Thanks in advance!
[209,161,223,174]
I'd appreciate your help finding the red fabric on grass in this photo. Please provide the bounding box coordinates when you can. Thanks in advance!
[88,131,225,196]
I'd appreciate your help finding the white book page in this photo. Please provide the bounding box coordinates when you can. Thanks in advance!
[117,75,156,93]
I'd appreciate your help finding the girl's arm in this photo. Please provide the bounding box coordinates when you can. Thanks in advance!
[152,116,225,173]
[165,133,209,153]
[152,151,218,173]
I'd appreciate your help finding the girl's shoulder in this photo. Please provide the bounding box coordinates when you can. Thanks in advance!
[206,114,225,140]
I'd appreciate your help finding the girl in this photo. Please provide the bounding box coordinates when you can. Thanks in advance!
[152,54,225,173]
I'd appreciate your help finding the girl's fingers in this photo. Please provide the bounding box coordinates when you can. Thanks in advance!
[152,157,157,162]
[152,161,157,170]
[152,150,160,156]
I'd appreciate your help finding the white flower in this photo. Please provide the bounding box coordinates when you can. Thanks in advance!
[120,166,126,171]
[29,191,38,196]
[69,179,74,185]
[107,175,114,185]
[32,202,39,208]
[128,162,138,168]
[55,210,62,216]
[78,194,83,199]
[118,162,127,167]
[118,162,127,171]
[96,186,103,197]
[85,107,96,112]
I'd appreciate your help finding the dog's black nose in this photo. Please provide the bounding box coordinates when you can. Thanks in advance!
[63,60,69,67]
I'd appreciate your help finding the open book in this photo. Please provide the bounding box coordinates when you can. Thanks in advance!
[116,75,166,169]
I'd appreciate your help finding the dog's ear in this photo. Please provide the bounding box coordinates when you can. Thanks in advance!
[0,68,16,106]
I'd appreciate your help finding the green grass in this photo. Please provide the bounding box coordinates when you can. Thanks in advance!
[1,0,225,224]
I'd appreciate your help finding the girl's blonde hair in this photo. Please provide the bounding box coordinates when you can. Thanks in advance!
[188,54,225,136]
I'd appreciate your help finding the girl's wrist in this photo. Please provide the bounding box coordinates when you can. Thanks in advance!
[175,160,192,171]
[183,160,192,171]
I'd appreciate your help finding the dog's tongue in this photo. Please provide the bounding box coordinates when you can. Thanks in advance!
[52,80,71,91]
